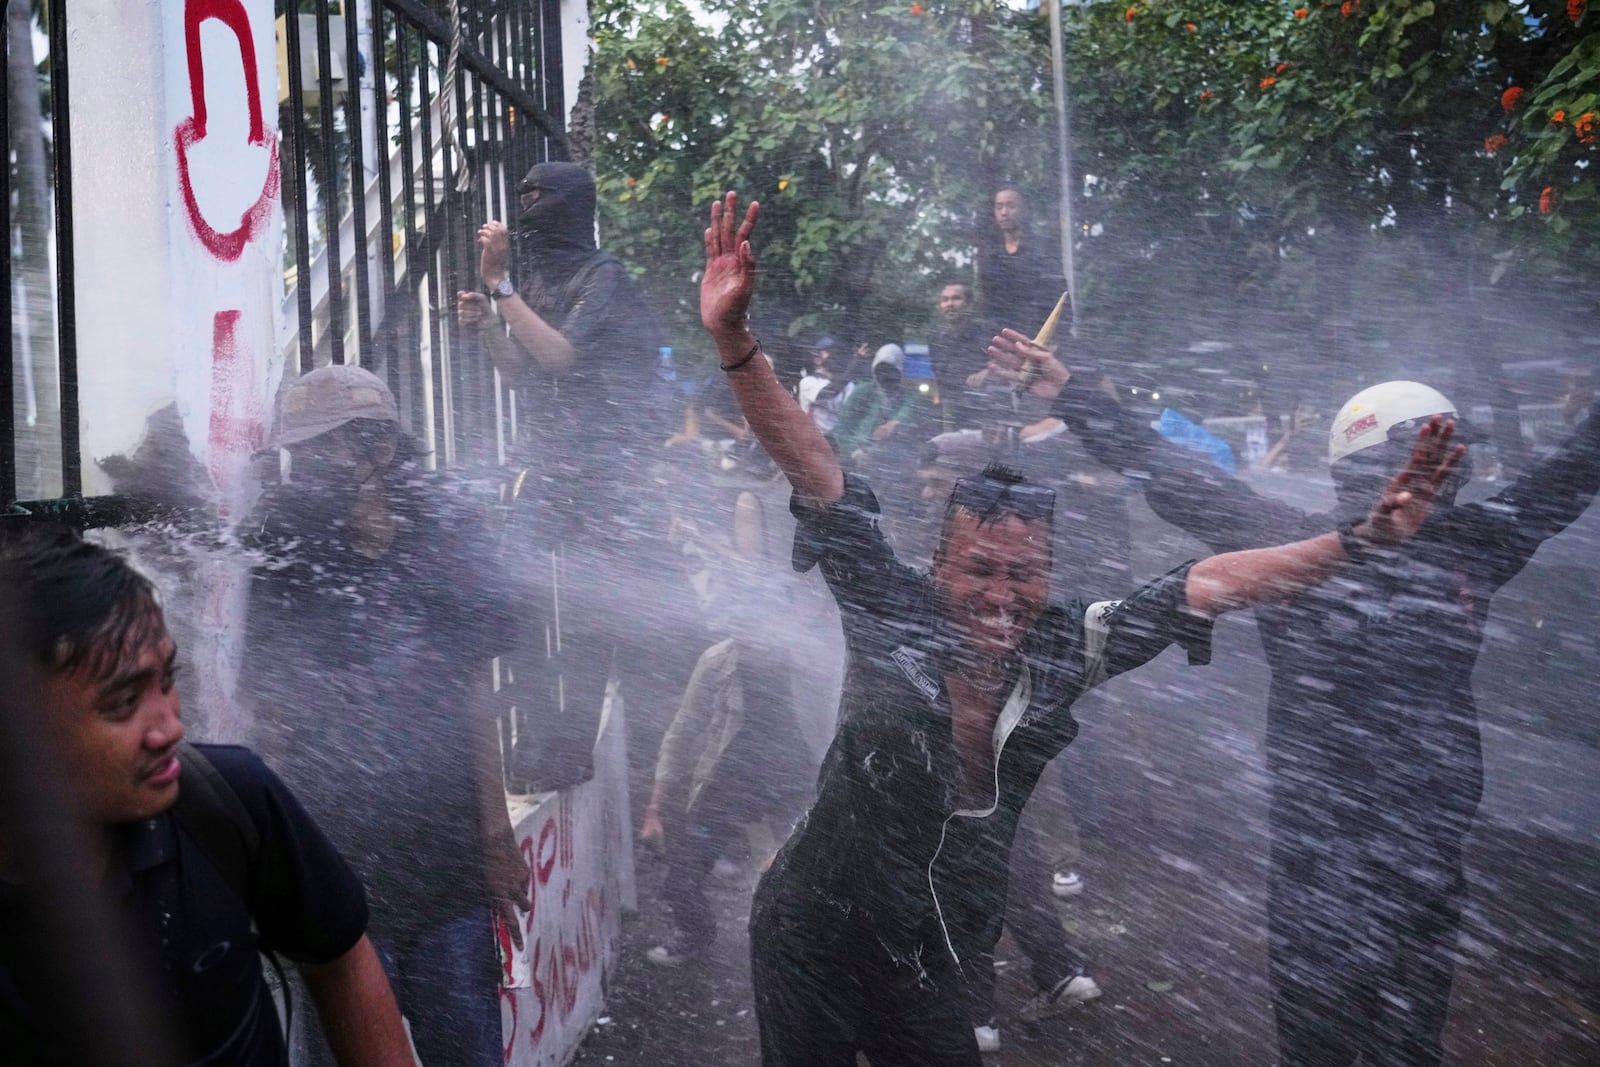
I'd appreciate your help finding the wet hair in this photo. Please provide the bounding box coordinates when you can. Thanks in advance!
[0,526,163,684]
[936,462,1056,564]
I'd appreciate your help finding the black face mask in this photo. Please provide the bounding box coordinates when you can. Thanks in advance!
[515,162,598,256]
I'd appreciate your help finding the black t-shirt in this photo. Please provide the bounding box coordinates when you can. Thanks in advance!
[0,745,367,1066]
[240,473,514,943]
[976,234,1066,337]
[513,249,668,527]
[757,477,1211,968]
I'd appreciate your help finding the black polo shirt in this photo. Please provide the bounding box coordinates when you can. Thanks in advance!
[0,745,368,1066]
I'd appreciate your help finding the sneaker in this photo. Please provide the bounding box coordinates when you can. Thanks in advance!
[644,938,707,967]
[1017,973,1102,1023]
[1051,870,1085,898]
[973,1022,1001,1054]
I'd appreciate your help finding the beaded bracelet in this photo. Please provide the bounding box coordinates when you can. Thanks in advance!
[721,338,762,372]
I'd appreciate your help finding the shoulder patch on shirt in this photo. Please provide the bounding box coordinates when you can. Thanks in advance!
[891,646,941,702]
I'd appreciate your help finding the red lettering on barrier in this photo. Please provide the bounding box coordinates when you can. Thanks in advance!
[206,310,265,500]
[173,0,280,262]
[536,818,557,886]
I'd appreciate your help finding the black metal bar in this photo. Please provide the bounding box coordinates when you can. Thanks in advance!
[416,41,449,455]
[541,0,564,154]
[314,0,345,364]
[395,21,424,432]
[477,65,501,233]
[449,51,476,459]
[2,6,14,505]
[344,0,373,363]
[46,0,78,497]
[283,3,316,374]
[370,6,402,405]
[385,0,568,157]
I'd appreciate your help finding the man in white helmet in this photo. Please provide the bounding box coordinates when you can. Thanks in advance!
[988,330,1600,1067]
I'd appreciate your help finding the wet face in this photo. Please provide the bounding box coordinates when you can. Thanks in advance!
[994,189,1025,235]
[934,510,1051,660]
[41,607,184,826]
[938,285,971,322]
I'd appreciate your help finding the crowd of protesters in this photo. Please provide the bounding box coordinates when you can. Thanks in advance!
[1,160,1597,1067]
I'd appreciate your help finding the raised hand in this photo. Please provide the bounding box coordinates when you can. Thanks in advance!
[985,328,1069,400]
[478,221,511,287]
[701,192,760,337]
[1358,416,1466,545]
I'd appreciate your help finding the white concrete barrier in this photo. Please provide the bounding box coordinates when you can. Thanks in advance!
[497,681,636,1067]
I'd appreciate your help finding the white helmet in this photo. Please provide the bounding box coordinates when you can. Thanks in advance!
[1328,380,1456,465]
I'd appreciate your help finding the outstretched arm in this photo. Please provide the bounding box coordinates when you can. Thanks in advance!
[700,192,843,507]
[986,329,1312,552]
[1185,417,1465,617]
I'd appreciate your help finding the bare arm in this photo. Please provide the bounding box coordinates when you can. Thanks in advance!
[1185,417,1465,617]
[302,935,414,1067]
[457,221,578,378]
[700,193,843,507]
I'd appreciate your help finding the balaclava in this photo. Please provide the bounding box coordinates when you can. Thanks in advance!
[516,162,598,259]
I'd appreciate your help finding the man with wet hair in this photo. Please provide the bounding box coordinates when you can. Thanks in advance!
[0,527,412,1066]
[700,192,1464,1065]
[991,329,1600,1067]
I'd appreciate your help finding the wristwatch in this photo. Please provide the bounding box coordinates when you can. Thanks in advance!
[490,277,515,299]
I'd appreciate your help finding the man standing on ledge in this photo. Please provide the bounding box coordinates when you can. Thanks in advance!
[699,191,1465,1066]
[456,161,670,790]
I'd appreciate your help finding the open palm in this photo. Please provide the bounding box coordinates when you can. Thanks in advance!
[701,192,760,336]
[1362,416,1466,544]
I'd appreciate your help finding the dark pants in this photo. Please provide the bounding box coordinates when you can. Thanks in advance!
[968,809,1083,1025]
[301,909,502,1067]
[1267,804,1469,1067]
[750,889,981,1067]
[661,799,744,950]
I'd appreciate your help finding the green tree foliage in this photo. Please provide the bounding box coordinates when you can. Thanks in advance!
[592,0,1595,389]
[591,0,1054,357]
[1064,0,1596,389]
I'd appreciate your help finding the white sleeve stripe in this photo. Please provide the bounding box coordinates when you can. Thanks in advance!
[1082,600,1120,689]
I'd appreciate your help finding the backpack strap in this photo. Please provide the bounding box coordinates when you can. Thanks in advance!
[170,741,260,906]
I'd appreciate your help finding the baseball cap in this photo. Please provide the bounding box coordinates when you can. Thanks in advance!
[269,364,399,449]
[813,336,838,352]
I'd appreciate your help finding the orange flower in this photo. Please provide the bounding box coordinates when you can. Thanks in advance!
[1126,7,1137,22]
[1186,22,1197,32]
[1341,0,1359,14]
[1569,0,1585,23]
[1200,90,1215,101]
[1260,76,1278,89]
[1501,86,1524,112]
[1576,112,1597,144]
[1483,134,1507,154]
[655,56,669,66]
[910,2,924,13]
[625,58,636,70]
[1552,109,1567,125]
[1294,7,1309,16]
[627,177,637,187]
[1276,62,1292,73]
[1539,186,1556,214]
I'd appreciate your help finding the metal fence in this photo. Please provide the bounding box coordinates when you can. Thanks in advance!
[3,0,568,522]
[279,0,569,472]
